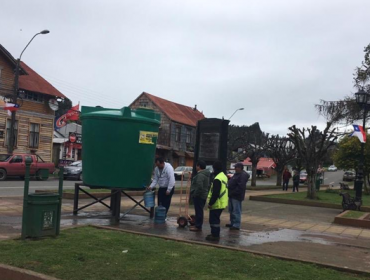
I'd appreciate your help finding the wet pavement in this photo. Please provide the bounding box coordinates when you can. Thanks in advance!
[1,191,370,274]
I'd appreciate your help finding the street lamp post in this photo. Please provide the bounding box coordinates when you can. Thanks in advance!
[228,108,244,120]
[354,88,370,203]
[8,30,50,154]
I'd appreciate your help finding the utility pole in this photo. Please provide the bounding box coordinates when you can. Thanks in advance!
[8,30,50,154]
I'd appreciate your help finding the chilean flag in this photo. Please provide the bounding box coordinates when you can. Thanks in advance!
[351,125,367,143]
[3,103,19,116]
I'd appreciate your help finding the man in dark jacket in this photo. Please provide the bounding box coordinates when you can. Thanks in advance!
[189,160,210,231]
[282,168,292,191]
[226,162,249,230]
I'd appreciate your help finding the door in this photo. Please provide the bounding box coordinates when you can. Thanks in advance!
[8,155,24,176]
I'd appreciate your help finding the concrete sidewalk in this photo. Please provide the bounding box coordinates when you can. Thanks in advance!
[1,190,370,274]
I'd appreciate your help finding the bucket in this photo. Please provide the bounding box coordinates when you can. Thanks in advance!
[144,190,155,208]
[154,205,166,224]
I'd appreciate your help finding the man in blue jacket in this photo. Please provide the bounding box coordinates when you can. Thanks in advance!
[226,162,249,230]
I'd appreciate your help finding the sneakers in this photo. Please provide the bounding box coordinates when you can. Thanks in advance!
[225,224,232,228]
[229,226,240,231]
[189,226,202,232]
[205,234,220,241]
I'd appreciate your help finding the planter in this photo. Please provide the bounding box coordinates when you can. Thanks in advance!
[249,195,370,212]
[334,211,370,229]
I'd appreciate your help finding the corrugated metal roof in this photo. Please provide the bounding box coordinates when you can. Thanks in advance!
[243,157,276,170]
[140,92,205,127]
[19,62,65,98]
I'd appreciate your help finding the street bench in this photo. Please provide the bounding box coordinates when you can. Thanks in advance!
[340,192,361,211]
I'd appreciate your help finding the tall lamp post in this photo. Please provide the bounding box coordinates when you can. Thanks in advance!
[354,88,370,203]
[228,108,244,120]
[8,30,50,154]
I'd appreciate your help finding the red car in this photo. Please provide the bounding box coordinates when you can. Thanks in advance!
[0,154,55,181]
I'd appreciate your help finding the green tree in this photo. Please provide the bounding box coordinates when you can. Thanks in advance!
[333,135,370,194]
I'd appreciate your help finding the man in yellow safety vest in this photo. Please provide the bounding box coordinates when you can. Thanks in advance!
[206,161,228,241]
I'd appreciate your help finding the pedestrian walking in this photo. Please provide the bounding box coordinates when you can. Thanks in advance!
[226,162,249,230]
[292,170,300,192]
[282,168,292,191]
[189,160,210,232]
[147,157,175,214]
[206,161,228,241]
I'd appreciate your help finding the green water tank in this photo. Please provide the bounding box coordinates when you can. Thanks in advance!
[80,106,161,189]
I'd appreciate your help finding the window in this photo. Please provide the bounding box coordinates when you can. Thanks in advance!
[10,155,23,163]
[29,123,40,148]
[24,92,44,103]
[175,127,181,142]
[25,156,33,163]
[186,129,192,144]
[6,119,18,147]
[139,101,148,107]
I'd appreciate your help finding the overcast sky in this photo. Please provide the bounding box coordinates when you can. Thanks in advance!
[1,0,370,135]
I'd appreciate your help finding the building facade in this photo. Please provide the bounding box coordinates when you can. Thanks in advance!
[130,92,205,168]
[0,45,66,162]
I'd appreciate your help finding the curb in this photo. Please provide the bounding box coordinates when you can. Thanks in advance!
[249,195,370,212]
[0,263,60,280]
[92,225,370,277]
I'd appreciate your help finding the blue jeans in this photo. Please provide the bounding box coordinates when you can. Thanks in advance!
[283,180,290,191]
[228,198,242,229]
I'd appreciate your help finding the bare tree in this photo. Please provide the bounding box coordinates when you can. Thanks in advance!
[267,135,296,187]
[227,123,269,187]
[288,123,338,199]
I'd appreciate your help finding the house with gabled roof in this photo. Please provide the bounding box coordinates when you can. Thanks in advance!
[130,92,205,168]
[0,44,66,162]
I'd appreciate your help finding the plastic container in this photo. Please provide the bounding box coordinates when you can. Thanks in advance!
[80,106,161,189]
[154,205,166,224]
[144,190,155,207]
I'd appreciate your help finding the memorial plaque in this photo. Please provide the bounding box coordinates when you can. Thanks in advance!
[199,132,219,159]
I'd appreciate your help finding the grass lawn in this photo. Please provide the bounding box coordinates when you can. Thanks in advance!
[342,211,367,219]
[265,190,370,206]
[0,227,368,280]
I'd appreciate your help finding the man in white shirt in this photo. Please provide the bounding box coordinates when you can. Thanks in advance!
[147,157,175,214]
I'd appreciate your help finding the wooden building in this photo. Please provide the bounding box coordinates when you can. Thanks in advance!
[0,44,66,162]
[130,92,205,168]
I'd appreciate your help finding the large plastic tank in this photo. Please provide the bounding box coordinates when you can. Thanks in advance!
[80,106,161,189]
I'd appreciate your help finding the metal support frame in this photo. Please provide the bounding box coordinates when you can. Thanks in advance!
[72,183,154,221]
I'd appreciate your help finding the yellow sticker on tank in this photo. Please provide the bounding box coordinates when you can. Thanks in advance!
[139,131,158,144]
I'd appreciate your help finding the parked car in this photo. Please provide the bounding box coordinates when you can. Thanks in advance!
[299,171,307,183]
[343,171,356,182]
[227,169,235,179]
[0,154,55,181]
[174,166,192,181]
[328,165,338,172]
[63,160,83,180]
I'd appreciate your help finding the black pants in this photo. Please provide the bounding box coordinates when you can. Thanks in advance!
[193,197,206,229]
[157,187,175,214]
[282,180,289,191]
[293,183,299,192]
[209,209,223,237]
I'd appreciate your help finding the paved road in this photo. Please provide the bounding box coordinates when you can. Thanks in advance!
[0,170,345,197]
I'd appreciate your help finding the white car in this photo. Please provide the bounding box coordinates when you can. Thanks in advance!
[174,166,192,180]
[328,165,337,172]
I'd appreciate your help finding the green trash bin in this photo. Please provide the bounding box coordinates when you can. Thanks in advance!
[23,193,60,238]
[21,163,64,239]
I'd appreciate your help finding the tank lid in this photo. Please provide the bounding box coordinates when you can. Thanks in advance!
[80,106,161,124]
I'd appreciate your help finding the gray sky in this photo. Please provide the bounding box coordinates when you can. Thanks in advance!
[1,0,369,135]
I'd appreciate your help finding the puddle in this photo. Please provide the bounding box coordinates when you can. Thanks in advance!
[226,228,334,247]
